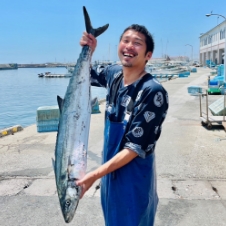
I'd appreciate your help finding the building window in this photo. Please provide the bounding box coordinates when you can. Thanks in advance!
[220,29,225,40]
[208,35,212,44]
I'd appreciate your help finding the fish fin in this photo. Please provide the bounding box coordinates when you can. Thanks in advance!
[51,158,55,175]
[91,97,98,107]
[83,6,109,38]
[57,95,64,113]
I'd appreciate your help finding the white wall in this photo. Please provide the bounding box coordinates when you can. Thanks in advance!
[199,21,226,65]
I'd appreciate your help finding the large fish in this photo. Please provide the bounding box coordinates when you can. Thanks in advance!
[52,6,109,223]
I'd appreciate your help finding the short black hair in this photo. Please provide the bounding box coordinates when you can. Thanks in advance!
[119,24,155,54]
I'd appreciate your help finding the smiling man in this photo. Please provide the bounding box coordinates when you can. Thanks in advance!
[77,24,169,226]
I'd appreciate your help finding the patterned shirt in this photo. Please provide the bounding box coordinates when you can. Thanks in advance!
[90,64,168,158]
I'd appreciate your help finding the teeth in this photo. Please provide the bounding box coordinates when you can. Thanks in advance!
[124,53,134,57]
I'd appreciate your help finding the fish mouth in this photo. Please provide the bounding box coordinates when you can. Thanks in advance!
[64,215,72,223]
[64,212,76,223]
[59,184,82,223]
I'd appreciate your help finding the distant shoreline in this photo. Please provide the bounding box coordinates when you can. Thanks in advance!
[0,63,74,70]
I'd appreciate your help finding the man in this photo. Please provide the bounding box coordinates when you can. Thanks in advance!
[77,24,168,226]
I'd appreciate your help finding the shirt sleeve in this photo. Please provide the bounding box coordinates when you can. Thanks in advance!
[90,64,108,88]
[123,85,169,158]
[90,64,123,88]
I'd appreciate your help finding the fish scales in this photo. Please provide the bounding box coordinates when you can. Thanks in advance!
[52,6,109,223]
[58,46,92,176]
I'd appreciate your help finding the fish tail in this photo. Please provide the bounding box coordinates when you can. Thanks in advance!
[83,6,109,38]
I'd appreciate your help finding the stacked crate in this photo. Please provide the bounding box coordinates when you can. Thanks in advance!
[217,64,224,76]
[209,97,226,116]
[36,106,60,132]
[191,67,197,73]
[179,71,190,77]
[187,86,202,95]
[36,99,101,132]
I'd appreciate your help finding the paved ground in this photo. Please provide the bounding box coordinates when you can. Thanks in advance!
[155,68,226,226]
[0,67,226,225]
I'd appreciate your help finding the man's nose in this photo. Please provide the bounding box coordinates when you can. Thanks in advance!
[126,42,135,49]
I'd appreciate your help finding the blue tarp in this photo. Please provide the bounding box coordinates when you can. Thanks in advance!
[206,60,216,67]
[217,64,224,76]
[211,75,225,86]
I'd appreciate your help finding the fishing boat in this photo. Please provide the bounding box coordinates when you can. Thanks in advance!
[147,60,191,78]
[38,71,72,78]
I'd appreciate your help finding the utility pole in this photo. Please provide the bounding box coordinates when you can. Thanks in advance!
[109,44,110,63]
[185,44,193,63]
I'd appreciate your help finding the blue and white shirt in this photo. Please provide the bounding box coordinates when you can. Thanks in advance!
[91,64,168,158]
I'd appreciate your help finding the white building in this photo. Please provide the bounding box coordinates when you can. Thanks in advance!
[200,20,226,65]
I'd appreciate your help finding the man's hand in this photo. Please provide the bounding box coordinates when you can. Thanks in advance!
[76,148,138,199]
[80,31,97,54]
[76,171,97,198]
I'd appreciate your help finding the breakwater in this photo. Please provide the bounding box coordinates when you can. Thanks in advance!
[0,63,76,70]
[0,64,18,70]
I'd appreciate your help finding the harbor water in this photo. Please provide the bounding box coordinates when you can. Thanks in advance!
[0,68,107,130]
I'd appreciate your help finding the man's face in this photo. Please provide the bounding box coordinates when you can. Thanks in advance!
[118,29,152,67]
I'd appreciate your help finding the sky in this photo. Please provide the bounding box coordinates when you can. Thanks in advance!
[0,0,226,64]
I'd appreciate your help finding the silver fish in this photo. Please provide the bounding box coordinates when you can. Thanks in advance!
[52,6,109,223]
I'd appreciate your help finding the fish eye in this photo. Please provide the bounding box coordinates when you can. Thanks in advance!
[65,200,71,206]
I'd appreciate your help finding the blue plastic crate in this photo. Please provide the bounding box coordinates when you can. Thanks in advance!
[36,97,101,132]
[37,106,60,121]
[37,124,59,132]
[37,119,59,125]
[91,97,100,114]
[217,64,224,76]
[209,96,226,116]
[209,80,219,87]
[37,119,59,132]
[191,68,197,73]
[92,105,100,114]
[36,106,60,132]
[187,86,202,95]
[179,73,189,77]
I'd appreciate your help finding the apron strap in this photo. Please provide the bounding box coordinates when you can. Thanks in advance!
[109,73,123,104]
[106,72,123,119]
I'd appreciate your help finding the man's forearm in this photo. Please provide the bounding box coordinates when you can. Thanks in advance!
[93,148,138,180]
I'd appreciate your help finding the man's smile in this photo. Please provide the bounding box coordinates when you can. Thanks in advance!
[122,51,137,58]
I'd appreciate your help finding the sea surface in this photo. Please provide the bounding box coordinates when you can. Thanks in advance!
[0,67,107,130]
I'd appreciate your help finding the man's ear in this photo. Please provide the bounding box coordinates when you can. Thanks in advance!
[146,52,152,60]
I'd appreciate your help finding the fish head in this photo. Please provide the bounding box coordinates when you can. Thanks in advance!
[60,182,81,223]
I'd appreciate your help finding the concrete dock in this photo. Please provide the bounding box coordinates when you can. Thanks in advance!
[0,67,226,225]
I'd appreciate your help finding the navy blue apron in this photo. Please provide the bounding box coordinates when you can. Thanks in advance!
[101,75,158,226]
